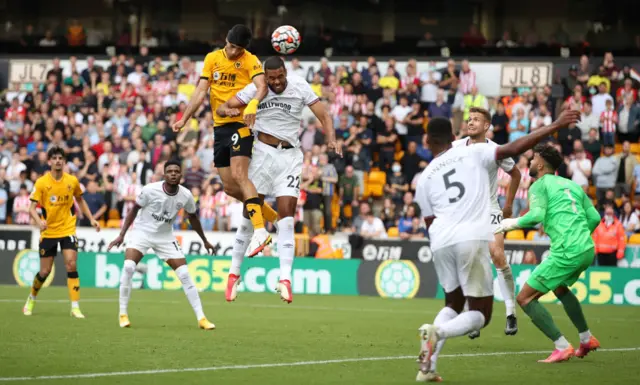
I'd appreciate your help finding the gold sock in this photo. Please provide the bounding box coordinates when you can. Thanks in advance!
[30,273,46,297]
[261,203,278,223]
[245,197,265,230]
[67,272,80,303]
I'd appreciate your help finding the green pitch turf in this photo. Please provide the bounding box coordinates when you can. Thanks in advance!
[0,285,638,384]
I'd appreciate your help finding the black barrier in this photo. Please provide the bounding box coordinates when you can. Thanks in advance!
[357,260,440,299]
[350,237,548,265]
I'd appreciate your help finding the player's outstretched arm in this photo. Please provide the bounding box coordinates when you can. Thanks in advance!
[495,182,547,233]
[309,101,342,157]
[107,204,141,251]
[580,191,601,232]
[187,213,215,254]
[243,74,268,128]
[216,97,244,118]
[172,78,210,132]
[76,195,101,232]
[495,109,581,160]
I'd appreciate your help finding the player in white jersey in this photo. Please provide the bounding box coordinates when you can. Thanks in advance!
[216,56,339,303]
[107,160,217,330]
[413,110,580,382]
[452,107,522,337]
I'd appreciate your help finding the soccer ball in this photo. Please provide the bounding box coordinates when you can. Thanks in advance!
[271,25,301,54]
[378,261,418,299]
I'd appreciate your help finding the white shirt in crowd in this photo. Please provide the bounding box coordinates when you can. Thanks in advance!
[236,75,318,147]
[416,144,497,251]
[591,93,614,120]
[577,112,600,140]
[530,114,552,130]
[360,217,387,239]
[569,158,592,187]
[162,93,189,108]
[126,71,147,87]
[419,69,442,103]
[452,138,514,212]
[133,181,196,235]
[391,104,413,135]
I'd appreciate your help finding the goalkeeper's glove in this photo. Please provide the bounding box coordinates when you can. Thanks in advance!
[243,99,259,116]
[494,218,519,234]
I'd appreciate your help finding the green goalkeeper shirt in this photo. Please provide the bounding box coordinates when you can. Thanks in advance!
[517,174,601,258]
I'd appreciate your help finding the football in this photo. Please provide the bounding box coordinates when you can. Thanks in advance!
[271,25,301,54]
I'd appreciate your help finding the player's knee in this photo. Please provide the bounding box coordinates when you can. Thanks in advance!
[489,247,507,268]
[65,260,77,272]
[38,268,51,279]
[123,259,137,275]
[553,286,569,298]
[516,292,530,307]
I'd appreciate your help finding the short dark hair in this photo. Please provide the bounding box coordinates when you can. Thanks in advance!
[47,146,66,160]
[427,117,454,145]
[468,107,491,122]
[533,143,563,171]
[264,56,286,71]
[164,159,182,171]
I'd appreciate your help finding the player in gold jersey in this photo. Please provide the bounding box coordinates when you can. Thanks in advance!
[23,146,100,318]
[172,24,275,257]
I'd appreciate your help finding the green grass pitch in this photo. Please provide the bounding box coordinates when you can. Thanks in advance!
[0,285,639,384]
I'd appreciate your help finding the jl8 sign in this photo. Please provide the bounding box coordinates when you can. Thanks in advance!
[500,63,552,94]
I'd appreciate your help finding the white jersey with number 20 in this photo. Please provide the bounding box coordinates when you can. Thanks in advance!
[415,144,498,252]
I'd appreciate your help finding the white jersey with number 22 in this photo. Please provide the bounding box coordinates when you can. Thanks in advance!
[415,144,498,252]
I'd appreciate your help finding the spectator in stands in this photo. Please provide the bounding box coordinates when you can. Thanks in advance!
[508,107,529,142]
[302,168,323,236]
[617,95,640,143]
[183,156,205,190]
[584,128,602,162]
[350,201,370,234]
[80,180,107,225]
[66,19,86,46]
[577,100,599,141]
[461,24,486,47]
[463,86,488,123]
[338,165,359,223]
[319,153,338,234]
[397,204,417,237]
[557,117,583,157]
[0,181,6,224]
[619,201,639,237]
[427,89,452,121]
[593,145,619,201]
[360,211,387,239]
[385,162,409,205]
[592,82,614,120]
[600,98,618,147]
[568,140,592,192]
[39,29,57,47]
[379,197,397,230]
[592,204,626,266]
[616,78,638,105]
[513,155,531,217]
[616,141,638,197]
[496,31,517,48]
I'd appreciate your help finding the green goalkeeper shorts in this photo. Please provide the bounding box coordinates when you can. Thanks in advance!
[526,248,595,294]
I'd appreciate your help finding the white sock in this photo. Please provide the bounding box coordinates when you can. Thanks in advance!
[554,336,570,350]
[579,330,592,344]
[230,217,254,276]
[71,301,79,309]
[430,307,458,372]
[437,311,485,339]
[119,259,137,315]
[175,265,206,320]
[277,217,295,281]
[497,265,516,316]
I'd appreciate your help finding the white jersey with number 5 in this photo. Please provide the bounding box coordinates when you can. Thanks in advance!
[452,137,514,212]
[235,75,319,148]
[415,144,498,251]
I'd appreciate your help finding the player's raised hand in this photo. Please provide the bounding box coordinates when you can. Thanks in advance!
[554,109,581,128]
[203,240,215,255]
[171,119,186,133]
[90,218,101,233]
[39,220,47,231]
[327,140,343,157]
[107,235,124,251]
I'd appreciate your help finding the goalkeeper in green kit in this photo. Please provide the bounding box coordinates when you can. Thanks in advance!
[495,143,601,363]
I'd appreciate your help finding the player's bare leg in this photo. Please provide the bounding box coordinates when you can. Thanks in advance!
[165,258,215,330]
[517,284,575,363]
[23,256,54,316]
[275,195,298,303]
[553,286,599,358]
[469,233,516,339]
[118,248,145,327]
[62,249,84,319]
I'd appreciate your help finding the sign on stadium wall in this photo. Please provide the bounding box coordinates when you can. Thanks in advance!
[10,58,553,97]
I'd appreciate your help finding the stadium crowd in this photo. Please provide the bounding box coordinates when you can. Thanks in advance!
[1,50,640,259]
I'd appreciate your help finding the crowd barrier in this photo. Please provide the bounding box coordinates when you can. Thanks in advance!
[2,226,639,305]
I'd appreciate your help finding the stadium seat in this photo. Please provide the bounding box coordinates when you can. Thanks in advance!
[108,208,120,220]
[367,171,386,197]
[506,229,525,241]
[631,143,640,154]
[615,198,623,208]
[526,230,536,241]
[629,234,640,245]
[362,172,370,199]
[394,151,404,161]
[343,204,353,218]
[106,219,120,228]
[387,227,399,237]
[99,220,106,229]
[615,143,623,154]
[588,185,596,198]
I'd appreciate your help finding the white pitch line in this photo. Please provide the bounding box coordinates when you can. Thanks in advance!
[0,347,637,382]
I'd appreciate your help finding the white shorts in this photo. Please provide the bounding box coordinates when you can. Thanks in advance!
[249,140,303,198]
[433,240,493,297]
[489,209,503,233]
[126,230,184,261]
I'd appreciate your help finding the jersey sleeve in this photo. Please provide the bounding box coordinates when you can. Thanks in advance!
[517,180,547,228]
[300,80,320,106]
[415,179,434,218]
[469,144,498,170]
[200,52,216,81]
[498,155,515,173]
[184,192,197,215]
[136,186,150,208]
[581,190,601,232]
[29,178,43,204]
[235,83,258,105]
[245,53,264,80]
[72,177,83,198]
